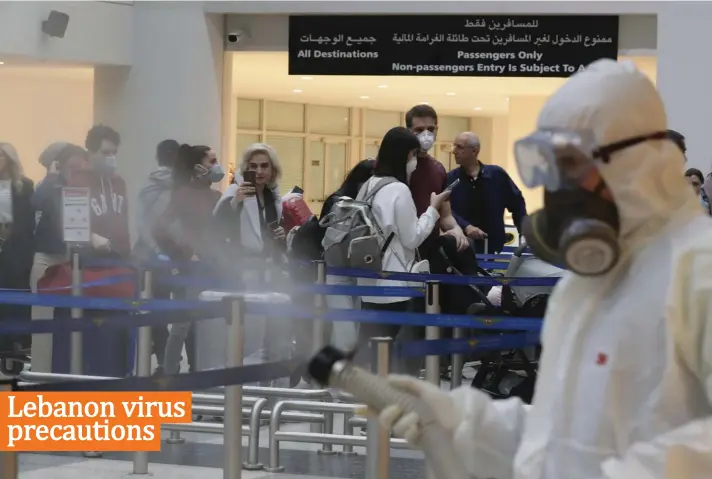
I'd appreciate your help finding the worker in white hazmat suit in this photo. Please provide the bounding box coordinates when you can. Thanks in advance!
[376,59,712,479]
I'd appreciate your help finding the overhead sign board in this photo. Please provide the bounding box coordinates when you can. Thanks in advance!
[289,15,619,77]
[62,187,91,244]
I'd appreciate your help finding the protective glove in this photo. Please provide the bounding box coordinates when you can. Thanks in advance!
[355,374,460,448]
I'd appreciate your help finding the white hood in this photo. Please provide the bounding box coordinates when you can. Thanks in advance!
[536,59,700,252]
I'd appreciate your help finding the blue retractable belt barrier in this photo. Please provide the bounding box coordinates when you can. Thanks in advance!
[325,267,559,287]
[245,303,544,331]
[0,301,542,335]
[18,358,302,392]
[398,332,541,357]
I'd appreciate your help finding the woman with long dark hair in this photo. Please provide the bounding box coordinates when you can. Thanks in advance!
[153,144,226,376]
[355,127,451,370]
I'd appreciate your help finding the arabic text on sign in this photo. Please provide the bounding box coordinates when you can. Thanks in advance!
[390,33,612,48]
[463,18,540,30]
[299,35,377,46]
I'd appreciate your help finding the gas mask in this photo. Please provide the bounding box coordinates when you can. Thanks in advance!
[195,163,225,183]
[515,128,671,276]
[417,131,435,152]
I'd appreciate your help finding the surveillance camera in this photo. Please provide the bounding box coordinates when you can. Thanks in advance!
[227,29,247,44]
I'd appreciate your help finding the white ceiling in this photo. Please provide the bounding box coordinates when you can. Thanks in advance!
[232,51,657,115]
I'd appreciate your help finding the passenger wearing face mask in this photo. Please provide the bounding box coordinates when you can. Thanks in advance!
[406,104,469,254]
[37,128,132,377]
[71,125,130,256]
[374,60,712,479]
[153,144,226,376]
[354,127,451,373]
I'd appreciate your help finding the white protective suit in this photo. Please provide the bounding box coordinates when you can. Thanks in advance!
[384,59,712,479]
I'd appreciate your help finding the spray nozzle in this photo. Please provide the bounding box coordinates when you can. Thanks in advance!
[307,345,357,385]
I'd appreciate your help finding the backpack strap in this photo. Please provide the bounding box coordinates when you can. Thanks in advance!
[360,177,399,203]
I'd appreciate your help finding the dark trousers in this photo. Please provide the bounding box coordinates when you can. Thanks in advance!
[356,300,423,375]
[52,308,130,377]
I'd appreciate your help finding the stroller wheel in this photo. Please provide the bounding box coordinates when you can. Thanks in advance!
[0,358,24,376]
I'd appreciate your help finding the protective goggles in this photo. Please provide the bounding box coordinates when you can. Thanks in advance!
[514,129,671,191]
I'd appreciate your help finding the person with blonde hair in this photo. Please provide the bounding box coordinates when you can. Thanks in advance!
[215,142,285,253]
[0,143,35,364]
[214,142,290,386]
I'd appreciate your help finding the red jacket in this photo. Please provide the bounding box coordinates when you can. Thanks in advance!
[69,168,130,256]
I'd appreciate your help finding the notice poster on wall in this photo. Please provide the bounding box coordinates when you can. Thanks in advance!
[62,187,91,244]
[289,15,619,78]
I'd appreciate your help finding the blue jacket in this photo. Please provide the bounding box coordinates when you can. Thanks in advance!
[446,164,527,253]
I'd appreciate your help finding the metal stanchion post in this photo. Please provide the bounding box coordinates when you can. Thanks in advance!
[340,411,357,456]
[165,290,185,445]
[424,281,441,386]
[365,337,392,479]
[132,270,153,475]
[312,260,327,353]
[450,327,464,389]
[0,380,18,479]
[224,297,245,479]
[310,260,327,434]
[70,250,83,375]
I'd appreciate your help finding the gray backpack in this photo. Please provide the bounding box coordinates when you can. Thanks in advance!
[319,177,398,271]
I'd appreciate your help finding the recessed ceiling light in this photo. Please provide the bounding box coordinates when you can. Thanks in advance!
[377,84,388,89]
[0,62,5,65]
[473,107,482,111]
[293,89,303,93]
[421,102,430,105]
[360,95,370,99]
[445,92,456,96]
[301,76,313,80]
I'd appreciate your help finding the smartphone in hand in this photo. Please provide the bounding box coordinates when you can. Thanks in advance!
[445,178,460,192]
[243,170,256,185]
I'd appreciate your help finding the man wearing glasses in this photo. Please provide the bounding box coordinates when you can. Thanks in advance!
[447,132,528,254]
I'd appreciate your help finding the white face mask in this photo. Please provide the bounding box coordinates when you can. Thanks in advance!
[406,156,417,182]
[417,131,435,152]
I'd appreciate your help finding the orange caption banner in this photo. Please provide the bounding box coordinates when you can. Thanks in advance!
[0,391,192,451]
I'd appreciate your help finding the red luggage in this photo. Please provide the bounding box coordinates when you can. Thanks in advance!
[281,193,313,234]
[37,262,135,298]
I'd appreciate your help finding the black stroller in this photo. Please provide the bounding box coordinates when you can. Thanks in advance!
[439,242,562,404]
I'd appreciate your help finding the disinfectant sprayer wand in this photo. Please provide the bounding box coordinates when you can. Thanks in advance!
[308,346,471,479]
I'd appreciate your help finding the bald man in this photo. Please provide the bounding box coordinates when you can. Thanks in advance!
[447,132,527,254]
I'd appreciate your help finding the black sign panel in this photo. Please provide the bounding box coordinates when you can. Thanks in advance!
[289,15,619,78]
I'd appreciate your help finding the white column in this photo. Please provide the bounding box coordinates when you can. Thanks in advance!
[507,96,548,211]
[657,3,712,172]
[93,3,227,235]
